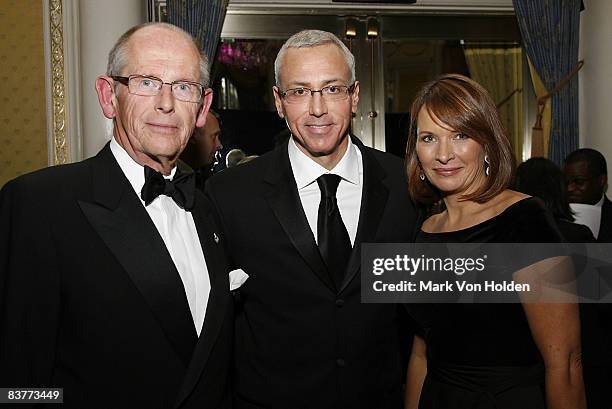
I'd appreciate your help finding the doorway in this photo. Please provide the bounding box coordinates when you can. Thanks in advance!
[150,2,526,163]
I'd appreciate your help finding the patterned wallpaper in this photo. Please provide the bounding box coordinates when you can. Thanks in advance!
[0,1,47,187]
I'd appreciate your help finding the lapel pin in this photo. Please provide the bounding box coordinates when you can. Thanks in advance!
[213,233,220,244]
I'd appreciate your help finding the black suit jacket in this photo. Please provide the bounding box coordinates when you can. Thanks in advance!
[206,137,419,409]
[574,197,612,408]
[590,196,612,366]
[597,196,612,242]
[0,144,232,409]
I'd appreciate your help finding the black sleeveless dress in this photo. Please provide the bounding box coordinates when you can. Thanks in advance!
[412,197,565,409]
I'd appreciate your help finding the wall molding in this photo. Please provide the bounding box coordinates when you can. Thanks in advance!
[227,0,514,15]
[43,0,82,166]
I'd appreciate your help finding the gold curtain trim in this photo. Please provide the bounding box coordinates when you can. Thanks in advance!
[531,60,584,157]
[536,60,584,106]
[496,88,522,108]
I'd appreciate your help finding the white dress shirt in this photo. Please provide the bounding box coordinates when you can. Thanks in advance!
[110,138,210,336]
[288,137,363,245]
[570,194,605,239]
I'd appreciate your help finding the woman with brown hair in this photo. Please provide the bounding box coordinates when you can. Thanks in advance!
[404,74,585,409]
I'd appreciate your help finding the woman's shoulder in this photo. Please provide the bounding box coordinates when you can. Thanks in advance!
[420,191,533,233]
[497,193,564,242]
[419,191,559,237]
[491,190,531,213]
[499,192,550,219]
[556,219,596,243]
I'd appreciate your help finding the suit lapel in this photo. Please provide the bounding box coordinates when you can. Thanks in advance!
[78,145,197,367]
[599,197,612,242]
[173,193,229,408]
[340,138,389,293]
[263,143,335,292]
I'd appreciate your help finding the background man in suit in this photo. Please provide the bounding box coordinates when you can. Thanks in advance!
[0,23,232,409]
[206,30,418,409]
[564,148,612,409]
[564,148,612,241]
[179,110,224,190]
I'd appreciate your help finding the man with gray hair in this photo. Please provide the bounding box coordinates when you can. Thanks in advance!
[206,29,418,408]
[0,23,232,409]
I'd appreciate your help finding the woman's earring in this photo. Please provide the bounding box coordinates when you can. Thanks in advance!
[484,155,491,176]
[419,172,425,181]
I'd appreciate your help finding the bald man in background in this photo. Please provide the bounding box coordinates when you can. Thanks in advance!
[180,110,223,190]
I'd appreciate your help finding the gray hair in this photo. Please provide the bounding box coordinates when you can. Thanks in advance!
[106,22,210,87]
[274,29,355,87]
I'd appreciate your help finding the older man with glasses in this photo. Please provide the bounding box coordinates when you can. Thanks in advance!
[0,22,232,409]
[206,29,419,409]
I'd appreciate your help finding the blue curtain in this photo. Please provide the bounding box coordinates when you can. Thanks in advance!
[167,0,229,80]
[513,0,581,165]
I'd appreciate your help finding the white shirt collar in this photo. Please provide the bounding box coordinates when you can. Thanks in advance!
[288,136,360,190]
[109,137,176,198]
[595,194,605,208]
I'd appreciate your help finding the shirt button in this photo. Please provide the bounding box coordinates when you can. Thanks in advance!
[335,299,345,307]
[336,358,346,367]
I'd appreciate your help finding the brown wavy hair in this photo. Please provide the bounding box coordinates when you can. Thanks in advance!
[405,73,515,205]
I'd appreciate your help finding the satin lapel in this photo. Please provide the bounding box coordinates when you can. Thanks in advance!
[78,145,197,367]
[340,139,389,294]
[174,193,229,408]
[263,144,335,292]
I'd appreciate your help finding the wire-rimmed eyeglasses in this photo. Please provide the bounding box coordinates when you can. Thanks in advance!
[277,84,355,104]
[111,74,208,103]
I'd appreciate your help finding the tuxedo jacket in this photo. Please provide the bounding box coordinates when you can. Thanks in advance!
[0,144,232,409]
[206,137,420,409]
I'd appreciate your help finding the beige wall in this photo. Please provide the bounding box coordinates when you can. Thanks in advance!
[79,0,147,158]
[0,0,48,187]
[579,0,612,175]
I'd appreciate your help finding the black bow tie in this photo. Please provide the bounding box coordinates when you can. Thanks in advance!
[141,166,196,210]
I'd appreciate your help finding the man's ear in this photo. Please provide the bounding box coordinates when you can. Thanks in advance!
[272,86,285,118]
[600,174,608,192]
[195,89,213,128]
[350,81,360,114]
[95,76,117,119]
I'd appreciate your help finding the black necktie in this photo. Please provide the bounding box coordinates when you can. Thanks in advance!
[317,174,352,289]
[141,166,196,210]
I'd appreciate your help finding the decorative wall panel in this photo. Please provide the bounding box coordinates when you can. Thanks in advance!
[0,0,48,187]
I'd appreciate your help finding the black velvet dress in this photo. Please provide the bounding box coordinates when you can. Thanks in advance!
[412,197,565,409]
